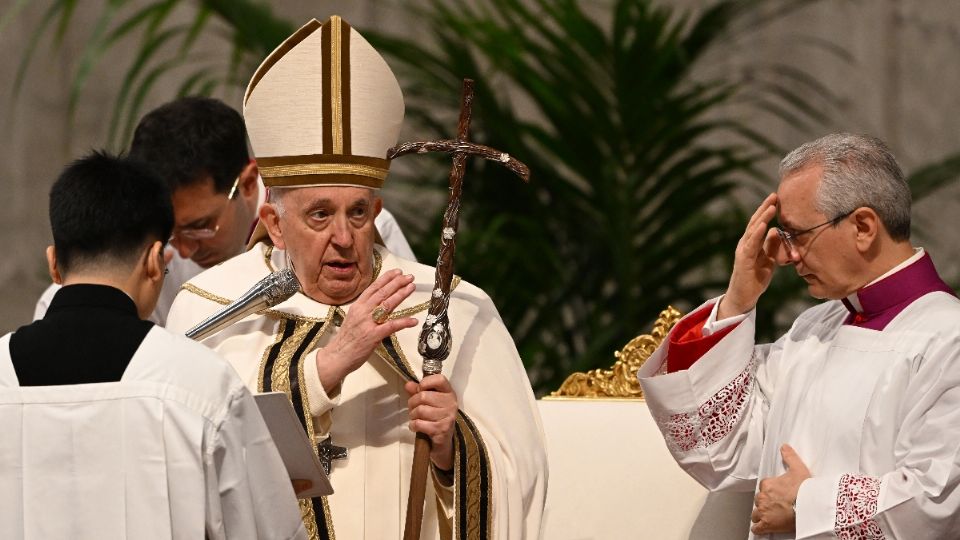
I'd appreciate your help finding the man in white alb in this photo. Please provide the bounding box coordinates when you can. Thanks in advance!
[638,133,960,539]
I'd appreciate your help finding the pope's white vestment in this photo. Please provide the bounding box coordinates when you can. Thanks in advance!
[638,255,960,539]
[166,243,548,540]
[0,327,306,540]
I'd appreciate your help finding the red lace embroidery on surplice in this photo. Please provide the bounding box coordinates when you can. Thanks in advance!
[655,356,755,453]
[835,474,885,539]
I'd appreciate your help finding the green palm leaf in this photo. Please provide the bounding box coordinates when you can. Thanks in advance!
[367,0,834,393]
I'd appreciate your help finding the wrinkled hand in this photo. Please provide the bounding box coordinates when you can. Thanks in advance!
[751,444,812,535]
[719,193,783,319]
[405,375,458,471]
[316,269,418,392]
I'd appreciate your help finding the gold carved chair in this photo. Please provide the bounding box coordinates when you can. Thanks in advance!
[536,306,752,540]
[548,306,682,399]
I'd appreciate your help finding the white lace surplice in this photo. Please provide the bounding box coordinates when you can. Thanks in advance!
[639,293,960,540]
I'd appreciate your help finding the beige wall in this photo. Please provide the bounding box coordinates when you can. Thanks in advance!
[2,0,959,332]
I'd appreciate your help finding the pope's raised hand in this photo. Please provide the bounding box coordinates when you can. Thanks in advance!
[718,193,782,319]
[315,269,418,392]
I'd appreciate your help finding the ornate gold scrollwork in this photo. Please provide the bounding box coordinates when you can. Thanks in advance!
[547,306,683,399]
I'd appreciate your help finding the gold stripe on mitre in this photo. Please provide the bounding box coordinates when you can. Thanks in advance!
[257,154,389,188]
[325,15,350,155]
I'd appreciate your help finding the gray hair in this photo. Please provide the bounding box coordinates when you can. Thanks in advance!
[267,186,287,216]
[779,133,911,241]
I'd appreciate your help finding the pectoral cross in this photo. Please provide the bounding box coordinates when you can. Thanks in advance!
[318,436,348,475]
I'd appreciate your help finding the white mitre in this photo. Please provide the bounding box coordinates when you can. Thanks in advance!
[243,16,405,245]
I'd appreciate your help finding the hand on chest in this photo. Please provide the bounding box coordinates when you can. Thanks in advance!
[764,327,921,473]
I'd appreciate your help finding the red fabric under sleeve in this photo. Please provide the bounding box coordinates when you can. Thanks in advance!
[666,303,741,373]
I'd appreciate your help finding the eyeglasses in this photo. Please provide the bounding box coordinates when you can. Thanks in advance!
[776,210,853,252]
[169,175,241,242]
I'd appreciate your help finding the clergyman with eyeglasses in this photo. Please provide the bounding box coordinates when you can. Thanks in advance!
[637,133,960,539]
[32,97,263,326]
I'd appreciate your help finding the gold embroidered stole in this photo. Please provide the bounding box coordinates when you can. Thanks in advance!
[257,310,339,540]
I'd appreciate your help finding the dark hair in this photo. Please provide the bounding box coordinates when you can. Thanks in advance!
[49,151,174,273]
[129,96,249,194]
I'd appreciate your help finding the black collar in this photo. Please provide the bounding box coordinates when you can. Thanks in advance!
[47,284,139,318]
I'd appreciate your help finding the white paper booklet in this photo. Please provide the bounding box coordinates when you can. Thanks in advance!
[254,391,333,498]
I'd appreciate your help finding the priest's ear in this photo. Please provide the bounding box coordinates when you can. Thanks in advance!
[238,159,260,200]
[142,240,168,284]
[130,240,168,320]
[45,245,62,284]
[237,159,261,218]
[852,206,881,252]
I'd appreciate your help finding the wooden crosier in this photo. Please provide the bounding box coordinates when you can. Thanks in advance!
[388,78,529,540]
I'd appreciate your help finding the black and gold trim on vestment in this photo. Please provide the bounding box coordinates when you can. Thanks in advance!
[375,335,494,540]
[259,316,338,540]
[453,413,493,539]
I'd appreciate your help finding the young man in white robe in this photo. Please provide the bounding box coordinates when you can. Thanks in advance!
[638,133,960,539]
[2,152,306,539]
[166,16,548,540]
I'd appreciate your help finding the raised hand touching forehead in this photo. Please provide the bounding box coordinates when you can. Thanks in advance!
[718,193,784,319]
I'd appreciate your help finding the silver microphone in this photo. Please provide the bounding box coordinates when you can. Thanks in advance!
[186,268,301,341]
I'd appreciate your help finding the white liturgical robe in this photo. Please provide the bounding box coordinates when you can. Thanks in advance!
[166,243,548,540]
[0,327,306,540]
[638,252,960,539]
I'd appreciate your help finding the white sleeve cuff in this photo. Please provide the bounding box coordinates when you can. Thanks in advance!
[431,465,455,521]
[795,475,840,539]
[303,350,342,419]
[702,295,749,336]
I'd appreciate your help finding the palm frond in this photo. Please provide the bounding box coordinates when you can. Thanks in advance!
[367,0,835,392]
[908,153,960,200]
